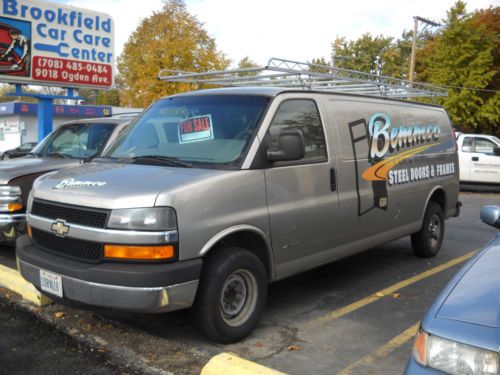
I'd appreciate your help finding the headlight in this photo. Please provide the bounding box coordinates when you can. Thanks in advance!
[107,207,177,231]
[0,185,23,213]
[413,329,498,375]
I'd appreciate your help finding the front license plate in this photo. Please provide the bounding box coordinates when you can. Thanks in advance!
[40,270,63,298]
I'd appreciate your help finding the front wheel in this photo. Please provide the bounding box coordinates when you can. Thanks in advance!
[2,153,10,160]
[411,202,444,258]
[191,247,267,343]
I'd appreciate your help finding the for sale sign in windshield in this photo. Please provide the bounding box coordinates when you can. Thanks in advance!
[0,0,114,89]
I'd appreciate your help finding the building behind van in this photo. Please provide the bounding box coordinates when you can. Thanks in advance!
[16,87,459,343]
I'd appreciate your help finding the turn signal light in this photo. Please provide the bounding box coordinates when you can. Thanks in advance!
[104,244,175,260]
[8,202,23,212]
[27,225,32,238]
[412,329,428,366]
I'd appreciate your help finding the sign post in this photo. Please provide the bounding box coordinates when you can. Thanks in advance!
[0,0,115,138]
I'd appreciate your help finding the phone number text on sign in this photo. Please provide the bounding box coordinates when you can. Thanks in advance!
[32,57,113,88]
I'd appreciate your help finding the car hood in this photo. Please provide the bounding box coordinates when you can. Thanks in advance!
[436,235,500,328]
[0,157,81,184]
[33,162,228,209]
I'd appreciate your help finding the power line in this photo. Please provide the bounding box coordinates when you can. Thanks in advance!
[419,82,500,93]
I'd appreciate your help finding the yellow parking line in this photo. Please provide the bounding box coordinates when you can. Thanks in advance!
[201,352,287,375]
[337,322,420,375]
[0,263,51,306]
[306,250,478,327]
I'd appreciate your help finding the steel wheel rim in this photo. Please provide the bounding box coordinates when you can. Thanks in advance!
[428,214,441,249]
[219,269,258,327]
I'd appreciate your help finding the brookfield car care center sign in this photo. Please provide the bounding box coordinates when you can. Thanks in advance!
[0,0,114,88]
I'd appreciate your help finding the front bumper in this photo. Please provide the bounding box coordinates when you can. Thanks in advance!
[16,235,202,313]
[0,213,26,244]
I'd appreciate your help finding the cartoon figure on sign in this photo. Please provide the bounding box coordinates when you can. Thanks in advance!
[1,29,30,70]
[0,18,32,77]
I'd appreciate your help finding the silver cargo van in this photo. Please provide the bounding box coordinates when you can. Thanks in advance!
[0,117,130,244]
[16,88,460,343]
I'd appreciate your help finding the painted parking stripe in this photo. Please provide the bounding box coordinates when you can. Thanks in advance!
[337,322,420,375]
[306,250,478,327]
[0,263,51,306]
[201,352,287,375]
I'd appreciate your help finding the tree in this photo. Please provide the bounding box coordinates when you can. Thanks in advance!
[308,57,332,74]
[0,84,37,103]
[236,56,259,76]
[331,34,396,76]
[418,2,499,135]
[331,30,434,80]
[118,0,229,108]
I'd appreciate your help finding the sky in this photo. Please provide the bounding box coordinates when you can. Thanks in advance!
[57,0,497,67]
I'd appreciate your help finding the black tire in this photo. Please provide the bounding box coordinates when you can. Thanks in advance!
[2,153,10,160]
[411,202,444,258]
[191,246,267,343]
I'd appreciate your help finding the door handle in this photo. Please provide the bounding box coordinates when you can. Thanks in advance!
[330,168,337,192]
[472,156,479,161]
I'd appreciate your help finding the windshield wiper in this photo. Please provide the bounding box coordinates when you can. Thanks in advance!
[131,155,192,168]
[45,152,70,159]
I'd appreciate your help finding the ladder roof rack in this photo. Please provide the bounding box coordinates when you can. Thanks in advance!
[158,57,447,99]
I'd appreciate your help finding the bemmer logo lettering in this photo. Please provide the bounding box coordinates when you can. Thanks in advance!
[53,178,106,189]
[368,113,440,159]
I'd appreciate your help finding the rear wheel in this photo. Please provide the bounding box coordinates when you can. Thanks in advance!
[411,202,444,258]
[192,246,267,343]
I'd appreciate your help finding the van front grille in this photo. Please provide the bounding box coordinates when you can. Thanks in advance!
[31,228,103,263]
[31,199,109,229]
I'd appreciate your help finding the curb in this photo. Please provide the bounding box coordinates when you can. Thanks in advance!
[201,352,287,375]
[0,263,51,306]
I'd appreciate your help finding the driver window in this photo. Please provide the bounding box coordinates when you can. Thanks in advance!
[267,99,327,164]
[475,138,496,155]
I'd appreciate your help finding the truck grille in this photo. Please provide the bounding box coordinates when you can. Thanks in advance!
[31,199,110,229]
[31,228,103,262]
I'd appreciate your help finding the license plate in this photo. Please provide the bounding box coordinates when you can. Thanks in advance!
[40,270,63,298]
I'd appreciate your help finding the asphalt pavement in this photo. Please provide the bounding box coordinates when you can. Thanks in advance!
[0,296,140,375]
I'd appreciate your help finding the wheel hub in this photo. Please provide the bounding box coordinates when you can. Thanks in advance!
[219,269,258,327]
[221,274,247,316]
[429,215,441,247]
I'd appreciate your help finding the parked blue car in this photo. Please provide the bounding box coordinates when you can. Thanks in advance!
[405,205,500,375]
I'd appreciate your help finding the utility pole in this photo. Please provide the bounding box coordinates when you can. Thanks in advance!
[409,16,441,82]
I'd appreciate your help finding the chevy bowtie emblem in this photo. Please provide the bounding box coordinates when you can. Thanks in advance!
[51,219,70,237]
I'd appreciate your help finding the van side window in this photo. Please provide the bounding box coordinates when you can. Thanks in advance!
[474,138,496,155]
[267,99,327,163]
[461,137,472,152]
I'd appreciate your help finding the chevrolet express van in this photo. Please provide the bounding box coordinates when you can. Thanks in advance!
[0,117,131,244]
[16,88,460,343]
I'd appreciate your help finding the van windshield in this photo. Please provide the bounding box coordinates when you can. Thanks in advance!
[106,95,270,168]
[32,123,115,159]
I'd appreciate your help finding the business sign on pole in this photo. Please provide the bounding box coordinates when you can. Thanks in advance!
[0,0,114,89]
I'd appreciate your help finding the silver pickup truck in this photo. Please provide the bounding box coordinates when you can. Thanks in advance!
[0,117,130,244]
[17,88,460,343]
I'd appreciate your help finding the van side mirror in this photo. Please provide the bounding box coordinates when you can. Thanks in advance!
[493,147,500,157]
[480,206,500,229]
[267,129,305,162]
